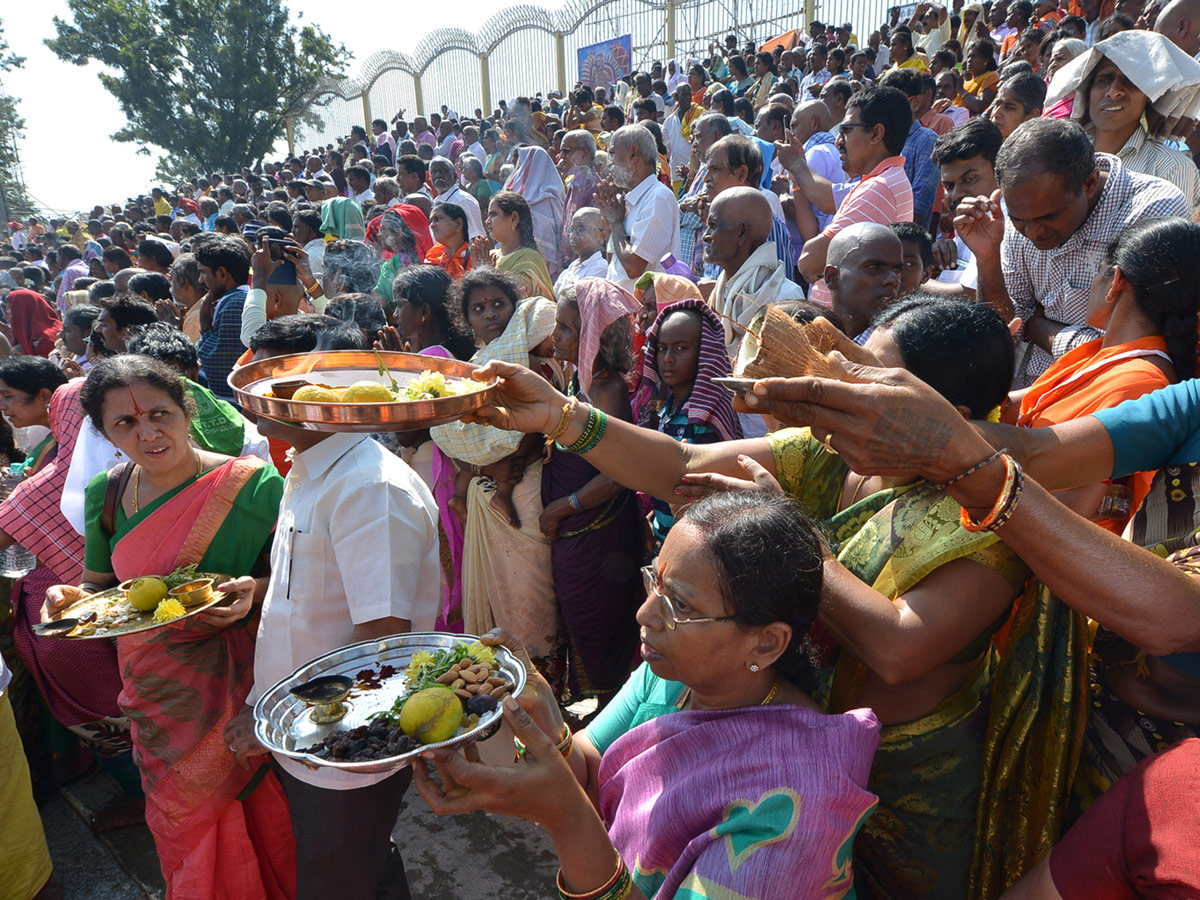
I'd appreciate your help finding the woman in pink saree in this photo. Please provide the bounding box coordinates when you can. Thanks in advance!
[414,491,881,899]
[44,356,294,900]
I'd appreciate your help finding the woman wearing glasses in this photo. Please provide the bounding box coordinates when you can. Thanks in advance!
[414,490,882,899]
[430,297,1027,898]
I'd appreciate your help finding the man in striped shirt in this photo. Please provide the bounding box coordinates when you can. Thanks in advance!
[954,118,1189,387]
[788,86,915,306]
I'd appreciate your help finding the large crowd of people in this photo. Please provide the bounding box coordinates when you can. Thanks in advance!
[2,0,1200,896]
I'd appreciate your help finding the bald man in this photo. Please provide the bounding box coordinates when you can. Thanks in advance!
[1156,0,1200,55]
[113,267,147,292]
[786,100,847,239]
[824,222,904,339]
[702,187,806,357]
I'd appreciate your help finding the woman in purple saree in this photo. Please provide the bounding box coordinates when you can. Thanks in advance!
[414,491,881,899]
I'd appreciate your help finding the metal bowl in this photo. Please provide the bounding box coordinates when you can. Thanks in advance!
[228,350,498,433]
[169,578,215,607]
[253,633,527,774]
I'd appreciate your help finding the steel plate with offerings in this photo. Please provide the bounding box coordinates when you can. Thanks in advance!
[254,633,527,774]
[229,350,499,432]
[35,565,229,639]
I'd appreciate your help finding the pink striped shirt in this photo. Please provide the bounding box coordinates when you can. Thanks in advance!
[809,156,914,306]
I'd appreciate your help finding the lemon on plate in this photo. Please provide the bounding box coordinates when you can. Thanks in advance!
[127,576,168,612]
[341,381,396,403]
[399,687,464,744]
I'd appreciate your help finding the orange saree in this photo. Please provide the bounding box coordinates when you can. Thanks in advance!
[1018,336,1173,526]
[100,458,294,900]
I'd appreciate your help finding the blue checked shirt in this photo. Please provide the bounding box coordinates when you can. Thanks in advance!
[902,120,940,230]
[198,286,247,404]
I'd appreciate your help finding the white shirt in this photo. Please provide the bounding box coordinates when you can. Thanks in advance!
[435,184,485,239]
[219,199,235,215]
[662,112,693,170]
[937,235,978,290]
[467,141,487,162]
[351,188,374,207]
[303,238,325,277]
[11,230,27,252]
[607,173,681,290]
[252,432,441,789]
[554,250,608,295]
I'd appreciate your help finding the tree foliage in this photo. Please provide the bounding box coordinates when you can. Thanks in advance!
[0,19,34,219]
[47,0,348,177]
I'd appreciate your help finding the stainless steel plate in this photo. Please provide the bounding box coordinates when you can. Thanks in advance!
[253,633,527,774]
[228,350,498,433]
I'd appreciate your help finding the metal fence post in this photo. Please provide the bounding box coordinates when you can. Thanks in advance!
[481,53,492,115]
[667,0,676,59]
[286,116,295,157]
[556,31,567,97]
[362,91,372,130]
[414,73,425,117]
[806,0,816,28]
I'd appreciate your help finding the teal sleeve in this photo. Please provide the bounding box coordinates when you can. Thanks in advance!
[83,472,114,575]
[584,663,655,755]
[1092,380,1200,477]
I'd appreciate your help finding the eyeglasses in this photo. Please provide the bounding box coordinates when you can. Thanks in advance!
[839,122,875,132]
[641,565,738,630]
[567,226,605,234]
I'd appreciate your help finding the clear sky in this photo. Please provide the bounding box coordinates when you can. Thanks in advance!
[2,0,529,215]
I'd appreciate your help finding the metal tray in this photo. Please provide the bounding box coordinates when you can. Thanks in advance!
[36,582,227,640]
[254,633,527,774]
[229,350,498,432]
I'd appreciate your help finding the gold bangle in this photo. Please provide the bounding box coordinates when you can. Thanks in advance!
[546,396,579,444]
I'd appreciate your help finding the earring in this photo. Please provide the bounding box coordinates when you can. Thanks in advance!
[749,663,759,672]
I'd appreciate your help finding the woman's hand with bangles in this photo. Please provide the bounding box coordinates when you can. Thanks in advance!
[477,628,564,741]
[459,360,569,434]
[413,697,585,830]
[736,355,994,483]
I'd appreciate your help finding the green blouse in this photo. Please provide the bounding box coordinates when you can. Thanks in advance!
[83,464,283,578]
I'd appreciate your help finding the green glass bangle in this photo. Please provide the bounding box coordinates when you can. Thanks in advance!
[564,406,608,454]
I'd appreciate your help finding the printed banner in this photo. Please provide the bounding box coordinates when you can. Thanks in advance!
[578,35,633,89]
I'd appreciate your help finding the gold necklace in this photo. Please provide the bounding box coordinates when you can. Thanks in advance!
[675,673,782,711]
[760,675,781,706]
[133,451,203,514]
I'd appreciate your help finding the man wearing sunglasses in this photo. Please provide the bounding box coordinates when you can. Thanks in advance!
[781,86,915,305]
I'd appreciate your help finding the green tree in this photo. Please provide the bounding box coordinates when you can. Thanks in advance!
[0,19,34,220]
[47,0,348,177]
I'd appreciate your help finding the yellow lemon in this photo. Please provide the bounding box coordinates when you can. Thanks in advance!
[292,385,342,402]
[341,381,396,403]
[127,576,168,611]
[398,687,464,744]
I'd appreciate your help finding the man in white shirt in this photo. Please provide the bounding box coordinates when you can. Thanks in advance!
[346,165,374,207]
[226,322,441,900]
[595,125,681,290]
[554,207,610,294]
[428,156,485,237]
[292,209,325,277]
[662,84,698,176]
[463,124,486,162]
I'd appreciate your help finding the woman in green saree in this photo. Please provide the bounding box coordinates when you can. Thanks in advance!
[43,356,294,899]
[458,297,1027,899]
[470,190,555,299]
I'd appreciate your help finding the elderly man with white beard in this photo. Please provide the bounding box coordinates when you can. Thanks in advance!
[594,124,681,290]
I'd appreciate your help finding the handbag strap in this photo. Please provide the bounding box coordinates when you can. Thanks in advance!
[101,461,135,536]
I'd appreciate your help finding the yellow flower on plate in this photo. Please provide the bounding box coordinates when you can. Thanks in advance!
[405,650,436,682]
[152,598,186,625]
[466,642,497,666]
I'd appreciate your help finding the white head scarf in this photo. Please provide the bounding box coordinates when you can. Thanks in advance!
[1046,29,1200,140]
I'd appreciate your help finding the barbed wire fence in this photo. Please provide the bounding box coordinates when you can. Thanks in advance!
[288,0,893,152]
